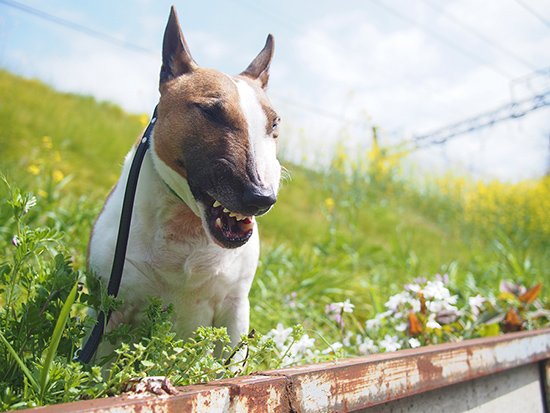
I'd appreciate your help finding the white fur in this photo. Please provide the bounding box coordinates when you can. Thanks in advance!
[88,78,281,362]
[149,133,201,217]
[88,150,260,360]
[233,78,281,194]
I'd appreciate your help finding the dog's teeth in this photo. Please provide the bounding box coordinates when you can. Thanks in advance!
[229,212,237,218]
[213,200,221,208]
[223,208,230,213]
[215,218,222,229]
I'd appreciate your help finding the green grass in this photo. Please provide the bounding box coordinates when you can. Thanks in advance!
[0,70,469,279]
[0,69,548,408]
[0,70,144,195]
[1,67,548,306]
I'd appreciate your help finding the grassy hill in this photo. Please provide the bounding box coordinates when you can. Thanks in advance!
[1,69,549,408]
[1,68,548,297]
[0,69,469,277]
[0,70,145,194]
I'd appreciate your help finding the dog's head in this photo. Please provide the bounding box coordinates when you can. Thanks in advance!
[151,6,281,249]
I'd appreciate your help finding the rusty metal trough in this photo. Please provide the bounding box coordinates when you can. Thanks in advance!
[30,327,550,412]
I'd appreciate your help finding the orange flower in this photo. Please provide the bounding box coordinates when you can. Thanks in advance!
[408,312,422,336]
[503,307,523,333]
[518,283,542,304]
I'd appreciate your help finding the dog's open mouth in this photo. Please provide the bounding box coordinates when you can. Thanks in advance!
[204,198,255,248]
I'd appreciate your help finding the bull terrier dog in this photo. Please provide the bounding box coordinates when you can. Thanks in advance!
[87,6,281,360]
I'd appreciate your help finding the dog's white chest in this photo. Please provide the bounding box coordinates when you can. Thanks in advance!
[89,153,260,342]
[141,217,259,300]
[146,229,259,337]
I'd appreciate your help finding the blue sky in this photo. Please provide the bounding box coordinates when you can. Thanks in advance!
[1,0,550,181]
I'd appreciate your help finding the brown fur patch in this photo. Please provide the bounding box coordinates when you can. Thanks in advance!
[154,68,253,195]
[165,201,203,242]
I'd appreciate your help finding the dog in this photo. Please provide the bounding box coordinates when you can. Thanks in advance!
[87,6,281,360]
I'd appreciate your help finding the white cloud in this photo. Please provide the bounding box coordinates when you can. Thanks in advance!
[39,36,159,113]
[3,0,549,180]
[276,1,550,180]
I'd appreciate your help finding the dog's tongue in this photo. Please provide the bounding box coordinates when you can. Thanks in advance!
[215,211,254,240]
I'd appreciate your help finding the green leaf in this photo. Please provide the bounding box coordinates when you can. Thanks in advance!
[0,330,39,391]
[39,282,78,401]
[479,323,500,337]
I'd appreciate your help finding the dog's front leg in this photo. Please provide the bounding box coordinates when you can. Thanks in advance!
[213,295,251,359]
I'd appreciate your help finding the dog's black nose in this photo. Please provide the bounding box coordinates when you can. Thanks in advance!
[243,186,277,215]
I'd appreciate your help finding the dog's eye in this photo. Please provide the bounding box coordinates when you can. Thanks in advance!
[196,102,226,125]
[271,117,280,133]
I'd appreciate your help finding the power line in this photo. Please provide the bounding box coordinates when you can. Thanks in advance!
[420,0,539,72]
[369,0,516,79]
[0,0,156,56]
[515,0,550,31]
[4,0,369,126]
[5,0,546,138]
[226,0,305,36]
[509,66,550,100]
[412,90,550,148]
[230,0,480,121]
[269,91,369,126]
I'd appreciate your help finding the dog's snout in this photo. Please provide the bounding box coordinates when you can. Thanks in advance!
[243,186,276,215]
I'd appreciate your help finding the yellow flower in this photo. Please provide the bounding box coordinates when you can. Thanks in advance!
[497,292,516,302]
[53,151,62,163]
[38,189,48,198]
[434,173,550,239]
[28,164,40,175]
[140,113,150,128]
[52,170,64,183]
[324,197,335,210]
[42,136,52,150]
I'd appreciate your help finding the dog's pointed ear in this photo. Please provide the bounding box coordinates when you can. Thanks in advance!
[240,34,274,89]
[160,6,197,88]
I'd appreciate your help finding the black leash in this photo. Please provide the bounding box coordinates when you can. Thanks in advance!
[77,105,158,364]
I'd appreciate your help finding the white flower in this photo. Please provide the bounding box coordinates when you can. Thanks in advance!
[332,299,355,313]
[268,323,293,349]
[422,280,458,316]
[342,331,354,347]
[380,334,402,352]
[426,314,442,330]
[291,334,315,356]
[385,292,411,311]
[405,283,422,293]
[426,299,458,314]
[322,341,343,354]
[358,337,379,354]
[366,310,391,330]
[282,352,298,365]
[365,318,380,330]
[408,337,421,348]
[409,298,422,313]
[469,294,487,316]
[423,280,453,302]
[395,322,408,332]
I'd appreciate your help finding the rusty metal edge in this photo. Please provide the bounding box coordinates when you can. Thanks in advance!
[28,375,290,413]
[541,358,550,413]
[263,327,550,412]
[26,327,550,413]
